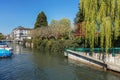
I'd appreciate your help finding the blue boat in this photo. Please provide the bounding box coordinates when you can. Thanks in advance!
[0,41,13,57]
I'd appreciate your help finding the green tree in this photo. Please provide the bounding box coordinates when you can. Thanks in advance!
[74,3,84,24]
[80,0,120,52]
[49,18,71,39]
[34,11,48,29]
[50,18,71,28]
[49,19,59,27]
[59,18,71,28]
[0,33,4,40]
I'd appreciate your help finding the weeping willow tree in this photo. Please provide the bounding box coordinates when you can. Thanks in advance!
[80,0,120,53]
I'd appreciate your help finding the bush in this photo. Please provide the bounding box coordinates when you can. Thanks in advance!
[33,38,42,49]
[33,38,74,53]
[25,39,32,43]
[45,39,54,51]
[32,36,87,54]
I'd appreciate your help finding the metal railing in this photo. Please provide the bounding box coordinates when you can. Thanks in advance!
[66,48,120,57]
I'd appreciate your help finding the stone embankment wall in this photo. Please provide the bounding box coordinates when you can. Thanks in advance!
[65,50,120,72]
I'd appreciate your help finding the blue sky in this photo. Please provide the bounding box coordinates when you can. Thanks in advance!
[0,0,79,35]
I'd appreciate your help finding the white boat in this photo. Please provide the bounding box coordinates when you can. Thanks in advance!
[0,41,13,57]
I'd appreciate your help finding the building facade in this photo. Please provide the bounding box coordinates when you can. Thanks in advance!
[12,26,32,41]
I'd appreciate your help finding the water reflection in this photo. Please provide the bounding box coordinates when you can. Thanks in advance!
[68,59,120,80]
[31,50,120,80]
[8,42,22,54]
[9,42,32,54]
[31,50,78,80]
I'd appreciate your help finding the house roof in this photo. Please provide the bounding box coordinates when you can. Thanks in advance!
[13,26,32,31]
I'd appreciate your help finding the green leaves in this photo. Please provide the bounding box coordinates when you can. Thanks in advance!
[0,33,4,40]
[74,7,84,24]
[34,11,48,29]
[80,0,120,53]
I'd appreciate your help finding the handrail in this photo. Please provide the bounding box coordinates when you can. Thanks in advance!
[66,47,120,57]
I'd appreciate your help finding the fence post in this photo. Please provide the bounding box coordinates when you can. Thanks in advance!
[112,48,115,57]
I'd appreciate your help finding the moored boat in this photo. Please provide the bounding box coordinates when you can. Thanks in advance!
[0,41,13,58]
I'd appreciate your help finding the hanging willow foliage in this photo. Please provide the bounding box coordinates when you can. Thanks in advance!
[80,0,120,53]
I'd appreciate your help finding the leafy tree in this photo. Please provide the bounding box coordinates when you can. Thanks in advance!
[34,11,48,29]
[0,33,4,40]
[59,18,71,39]
[74,3,84,24]
[74,3,85,41]
[49,18,71,39]
[33,18,71,39]
[49,19,59,27]
[59,18,71,28]
[50,18,71,28]
[80,0,120,52]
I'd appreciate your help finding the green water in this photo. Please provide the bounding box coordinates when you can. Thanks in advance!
[0,43,120,80]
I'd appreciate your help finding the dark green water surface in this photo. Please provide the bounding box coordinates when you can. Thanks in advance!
[0,43,120,80]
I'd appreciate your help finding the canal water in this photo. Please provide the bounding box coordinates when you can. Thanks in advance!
[0,43,120,80]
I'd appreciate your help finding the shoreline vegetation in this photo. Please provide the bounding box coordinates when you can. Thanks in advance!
[25,0,120,54]
[29,11,78,53]
[31,22,77,53]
